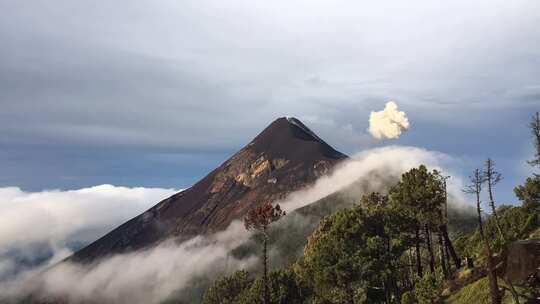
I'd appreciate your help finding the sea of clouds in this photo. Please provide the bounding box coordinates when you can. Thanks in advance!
[0,146,471,303]
[0,185,178,282]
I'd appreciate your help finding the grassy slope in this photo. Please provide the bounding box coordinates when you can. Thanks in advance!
[445,277,514,304]
[444,273,536,304]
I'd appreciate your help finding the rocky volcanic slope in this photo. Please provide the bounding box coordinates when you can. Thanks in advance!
[72,117,347,262]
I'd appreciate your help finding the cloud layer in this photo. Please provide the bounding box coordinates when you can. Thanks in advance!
[0,185,178,281]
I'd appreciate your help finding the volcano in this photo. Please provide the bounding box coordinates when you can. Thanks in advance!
[72,117,347,262]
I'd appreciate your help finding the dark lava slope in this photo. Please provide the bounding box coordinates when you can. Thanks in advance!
[72,117,347,262]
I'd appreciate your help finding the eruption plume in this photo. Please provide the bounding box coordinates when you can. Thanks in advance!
[368,101,410,140]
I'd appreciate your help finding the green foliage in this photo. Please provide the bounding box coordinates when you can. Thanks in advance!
[236,269,305,304]
[202,270,252,304]
[389,165,445,227]
[400,291,415,304]
[298,207,372,303]
[297,199,410,303]
[514,175,540,211]
[413,272,443,304]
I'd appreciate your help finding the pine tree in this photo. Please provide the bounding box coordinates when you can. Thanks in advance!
[244,202,285,304]
[389,166,456,277]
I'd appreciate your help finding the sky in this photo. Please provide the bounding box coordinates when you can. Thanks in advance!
[1,0,539,204]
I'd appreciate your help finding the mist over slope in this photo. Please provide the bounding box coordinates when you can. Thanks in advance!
[0,145,475,304]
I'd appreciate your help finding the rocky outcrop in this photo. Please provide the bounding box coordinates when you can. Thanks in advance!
[503,238,540,284]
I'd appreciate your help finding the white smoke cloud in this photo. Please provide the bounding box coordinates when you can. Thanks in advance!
[0,146,471,303]
[368,101,410,140]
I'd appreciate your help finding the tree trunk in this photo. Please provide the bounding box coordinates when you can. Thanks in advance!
[382,281,390,304]
[415,227,423,277]
[441,224,461,269]
[391,273,401,303]
[407,249,415,286]
[425,224,435,274]
[442,178,450,269]
[487,182,506,243]
[437,227,448,277]
[485,240,502,304]
[263,232,269,304]
[477,191,501,304]
[438,206,451,274]
[444,236,451,271]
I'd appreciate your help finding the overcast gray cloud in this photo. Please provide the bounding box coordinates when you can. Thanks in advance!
[1,0,539,148]
[0,0,539,196]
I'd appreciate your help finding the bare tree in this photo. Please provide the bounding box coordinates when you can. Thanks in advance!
[244,202,285,304]
[483,158,506,243]
[463,169,501,304]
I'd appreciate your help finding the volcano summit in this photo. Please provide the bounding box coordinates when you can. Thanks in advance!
[72,117,347,262]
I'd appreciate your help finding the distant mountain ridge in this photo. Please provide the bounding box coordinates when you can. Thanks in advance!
[72,117,347,262]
